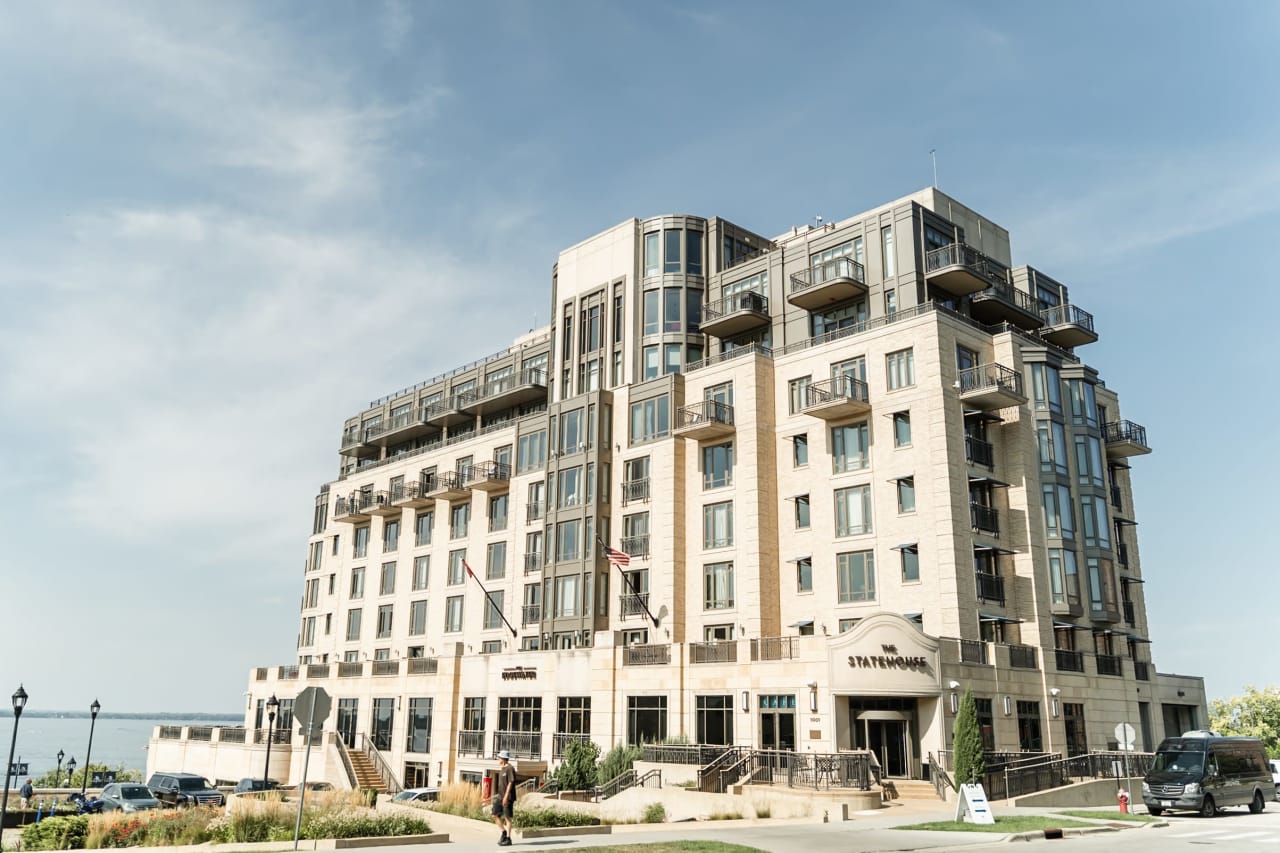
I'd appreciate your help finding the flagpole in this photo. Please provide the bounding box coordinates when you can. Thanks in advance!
[598,537,659,629]
[464,561,518,638]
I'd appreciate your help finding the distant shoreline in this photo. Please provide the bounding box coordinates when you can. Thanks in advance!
[21,711,241,721]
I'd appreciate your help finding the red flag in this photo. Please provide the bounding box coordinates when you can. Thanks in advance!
[464,559,476,579]
[602,543,630,569]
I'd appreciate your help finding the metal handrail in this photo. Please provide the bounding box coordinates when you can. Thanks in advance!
[457,730,485,756]
[790,256,866,293]
[965,435,994,468]
[1103,420,1148,447]
[621,479,650,504]
[622,644,670,666]
[465,460,510,485]
[975,570,1005,605]
[367,330,551,408]
[958,363,1023,397]
[620,534,650,557]
[1041,303,1095,332]
[697,747,746,793]
[686,343,771,373]
[804,376,869,408]
[1007,644,1038,669]
[523,553,542,574]
[676,400,734,429]
[1096,654,1124,677]
[704,291,768,320]
[358,733,404,793]
[619,593,650,618]
[925,243,1010,288]
[522,603,541,625]
[330,733,358,790]
[959,638,989,665]
[974,279,1038,313]
[970,503,1000,535]
[1055,649,1085,672]
[407,657,439,674]
[689,640,737,664]
[750,636,798,661]
[928,752,954,798]
[984,751,1155,800]
[493,731,542,759]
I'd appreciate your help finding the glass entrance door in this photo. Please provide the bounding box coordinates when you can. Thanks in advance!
[337,698,358,747]
[759,694,797,751]
[865,719,910,778]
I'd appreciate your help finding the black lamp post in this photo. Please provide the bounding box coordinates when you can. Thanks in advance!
[56,749,65,783]
[262,695,280,788]
[1,685,30,828]
[80,699,100,794]
[66,757,76,788]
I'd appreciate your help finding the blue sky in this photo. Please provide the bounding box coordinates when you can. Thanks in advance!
[0,0,1276,712]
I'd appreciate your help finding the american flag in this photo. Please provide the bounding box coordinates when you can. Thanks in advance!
[601,541,631,569]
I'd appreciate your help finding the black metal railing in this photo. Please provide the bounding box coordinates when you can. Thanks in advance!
[975,571,1005,605]
[704,291,769,321]
[975,280,1038,314]
[408,657,439,674]
[462,368,547,405]
[677,400,734,430]
[620,534,650,557]
[457,730,485,756]
[641,744,735,766]
[622,478,650,504]
[690,641,737,664]
[522,603,541,625]
[254,728,291,745]
[717,750,874,793]
[1008,644,1038,669]
[623,644,670,666]
[925,243,1010,289]
[523,552,542,574]
[1103,420,1149,448]
[424,470,464,495]
[391,480,424,505]
[970,503,1000,536]
[494,731,541,759]
[1134,661,1151,681]
[620,592,650,618]
[983,751,1154,801]
[750,636,799,661]
[1041,303,1095,333]
[552,733,592,759]
[959,639,989,664]
[595,768,662,801]
[958,363,1024,398]
[1055,649,1085,672]
[928,752,954,799]
[790,256,867,294]
[465,460,510,487]
[804,376,869,409]
[1096,654,1124,677]
[697,747,747,793]
[966,435,994,468]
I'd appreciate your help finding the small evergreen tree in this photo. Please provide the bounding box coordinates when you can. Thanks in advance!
[596,743,642,785]
[554,739,600,790]
[952,688,986,789]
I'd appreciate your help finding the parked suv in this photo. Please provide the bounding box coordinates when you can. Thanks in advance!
[146,772,225,808]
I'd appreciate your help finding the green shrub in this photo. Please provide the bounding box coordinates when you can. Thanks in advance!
[952,688,986,789]
[707,810,742,820]
[641,802,667,823]
[301,811,431,839]
[138,807,219,845]
[597,743,642,785]
[555,739,601,790]
[512,806,598,829]
[22,815,89,850]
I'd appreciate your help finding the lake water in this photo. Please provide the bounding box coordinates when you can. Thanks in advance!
[0,715,240,780]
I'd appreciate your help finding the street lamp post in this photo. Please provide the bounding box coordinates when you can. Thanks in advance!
[56,749,65,784]
[81,699,101,795]
[66,757,76,788]
[1,685,30,829]
[262,695,280,789]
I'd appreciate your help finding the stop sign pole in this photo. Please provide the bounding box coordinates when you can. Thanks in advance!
[292,686,332,850]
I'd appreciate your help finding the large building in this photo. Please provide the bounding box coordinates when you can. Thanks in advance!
[155,188,1206,788]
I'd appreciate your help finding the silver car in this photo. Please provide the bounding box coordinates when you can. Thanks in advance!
[100,782,161,813]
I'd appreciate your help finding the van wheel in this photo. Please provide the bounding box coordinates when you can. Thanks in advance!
[1148,807,1163,817]
[1200,795,1216,818]
[1250,790,1266,814]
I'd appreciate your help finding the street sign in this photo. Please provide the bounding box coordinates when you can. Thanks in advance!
[955,783,995,824]
[8,762,28,777]
[1114,722,1136,751]
[293,686,332,737]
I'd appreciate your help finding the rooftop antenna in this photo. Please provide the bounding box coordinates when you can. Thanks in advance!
[930,149,938,188]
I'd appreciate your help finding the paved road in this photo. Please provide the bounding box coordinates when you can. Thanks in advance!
[952,807,1280,852]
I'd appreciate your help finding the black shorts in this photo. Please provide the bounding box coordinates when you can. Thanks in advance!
[492,799,514,818]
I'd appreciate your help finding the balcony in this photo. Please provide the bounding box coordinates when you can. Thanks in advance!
[459,369,548,415]
[391,479,434,509]
[802,377,871,420]
[1103,420,1151,457]
[620,534,650,559]
[338,661,364,677]
[1096,654,1124,677]
[788,256,867,310]
[690,641,738,664]
[526,501,544,523]
[958,363,1027,410]
[975,571,1005,605]
[306,663,330,678]
[925,243,1010,297]
[1055,649,1085,673]
[494,731,542,760]
[365,410,440,448]
[334,495,372,524]
[674,401,735,441]
[1123,601,1136,627]
[423,396,472,429]
[521,603,541,625]
[701,292,770,338]
[372,660,400,676]
[407,657,439,675]
[339,429,378,459]
[1008,644,1038,670]
[464,460,511,493]
[620,592,651,619]
[750,636,799,661]
[965,435,994,469]
[523,553,542,575]
[970,281,1044,330]
[622,479,650,505]
[623,644,671,666]
[457,730,486,757]
[1040,303,1098,348]
[970,503,1000,537]
[959,639,989,665]
[423,471,469,502]
[365,490,400,518]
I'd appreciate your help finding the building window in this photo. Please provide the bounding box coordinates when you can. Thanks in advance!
[412,555,429,591]
[643,290,659,335]
[831,422,869,473]
[555,519,581,561]
[415,510,434,546]
[1048,547,1080,606]
[1030,363,1063,413]
[642,345,659,379]
[1063,703,1088,756]
[900,546,920,582]
[703,562,734,610]
[559,409,584,455]
[881,225,895,277]
[409,600,427,636]
[345,608,362,641]
[301,617,315,646]
[702,501,734,549]
[834,485,872,537]
[486,542,507,580]
[793,434,809,467]
[379,562,396,596]
[629,396,670,444]
[686,231,703,276]
[626,696,668,745]
[1017,701,1043,751]
[1067,379,1099,427]
[444,596,463,633]
[893,412,911,447]
[788,377,811,414]
[794,494,811,529]
[837,550,876,603]
[516,430,546,473]
[489,494,508,532]
[796,557,813,593]
[556,466,582,508]
[702,443,733,489]
[838,618,860,633]
[349,567,365,599]
[886,348,915,389]
[696,695,734,746]
[974,698,995,750]
[1042,484,1076,540]
[484,590,505,630]
[884,287,897,315]
[644,233,660,278]
[450,503,470,539]
[353,526,369,559]
[554,574,580,617]
[406,697,432,754]
[897,477,916,513]
[376,604,393,639]
[448,550,466,586]
[664,230,681,273]
[382,519,399,552]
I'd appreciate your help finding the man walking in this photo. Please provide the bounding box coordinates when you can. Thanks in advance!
[19,778,34,809]
[491,751,516,846]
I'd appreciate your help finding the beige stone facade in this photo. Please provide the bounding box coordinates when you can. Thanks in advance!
[154,188,1208,788]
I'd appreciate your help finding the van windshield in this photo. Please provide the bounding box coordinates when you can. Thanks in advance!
[1152,751,1204,773]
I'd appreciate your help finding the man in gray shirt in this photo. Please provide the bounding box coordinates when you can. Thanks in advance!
[491,751,516,846]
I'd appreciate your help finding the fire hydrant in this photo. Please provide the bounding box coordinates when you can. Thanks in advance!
[1118,787,1130,814]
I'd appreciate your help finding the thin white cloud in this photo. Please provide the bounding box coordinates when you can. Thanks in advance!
[380,0,414,54]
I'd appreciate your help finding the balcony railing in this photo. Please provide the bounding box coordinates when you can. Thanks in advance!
[1096,654,1124,677]
[750,636,798,661]
[1008,644,1038,669]
[622,479,650,504]
[457,730,486,756]
[338,662,364,677]
[802,376,870,419]
[620,592,650,618]
[975,571,1005,605]
[966,435,994,469]
[690,641,738,664]
[465,460,511,491]
[675,401,735,439]
[278,665,299,680]
[787,256,868,309]
[1055,649,1085,672]
[407,657,439,675]
[372,660,399,676]
[970,503,1000,536]
[958,363,1024,400]
[623,644,671,666]
[970,280,1042,329]
[553,733,592,759]
[522,603,542,625]
[701,292,770,337]
[1039,303,1098,347]
[523,553,542,574]
[494,731,542,760]
[306,664,330,679]
[1103,420,1151,456]
[925,243,1010,295]
[620,534,650,558]
[959,639,989,665]
[1134,661,1151,681]
[526,501,544,523]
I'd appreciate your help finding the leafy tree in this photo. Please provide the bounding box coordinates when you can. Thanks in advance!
[952,688,986,789]
[553,739,600,790]
[1210,685,1280,757]
[596,743,642,785]
[30,762,141,788]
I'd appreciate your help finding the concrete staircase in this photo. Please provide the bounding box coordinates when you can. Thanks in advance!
[882,779,944,802]
[348,749,387,792]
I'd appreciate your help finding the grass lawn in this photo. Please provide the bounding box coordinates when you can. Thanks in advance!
[1056,809,1159,823]
[576,844,767,853]
[897,815,1098,833]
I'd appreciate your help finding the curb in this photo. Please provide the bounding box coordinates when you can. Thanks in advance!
[519,825,612,839]
[1005,826,1119,843]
